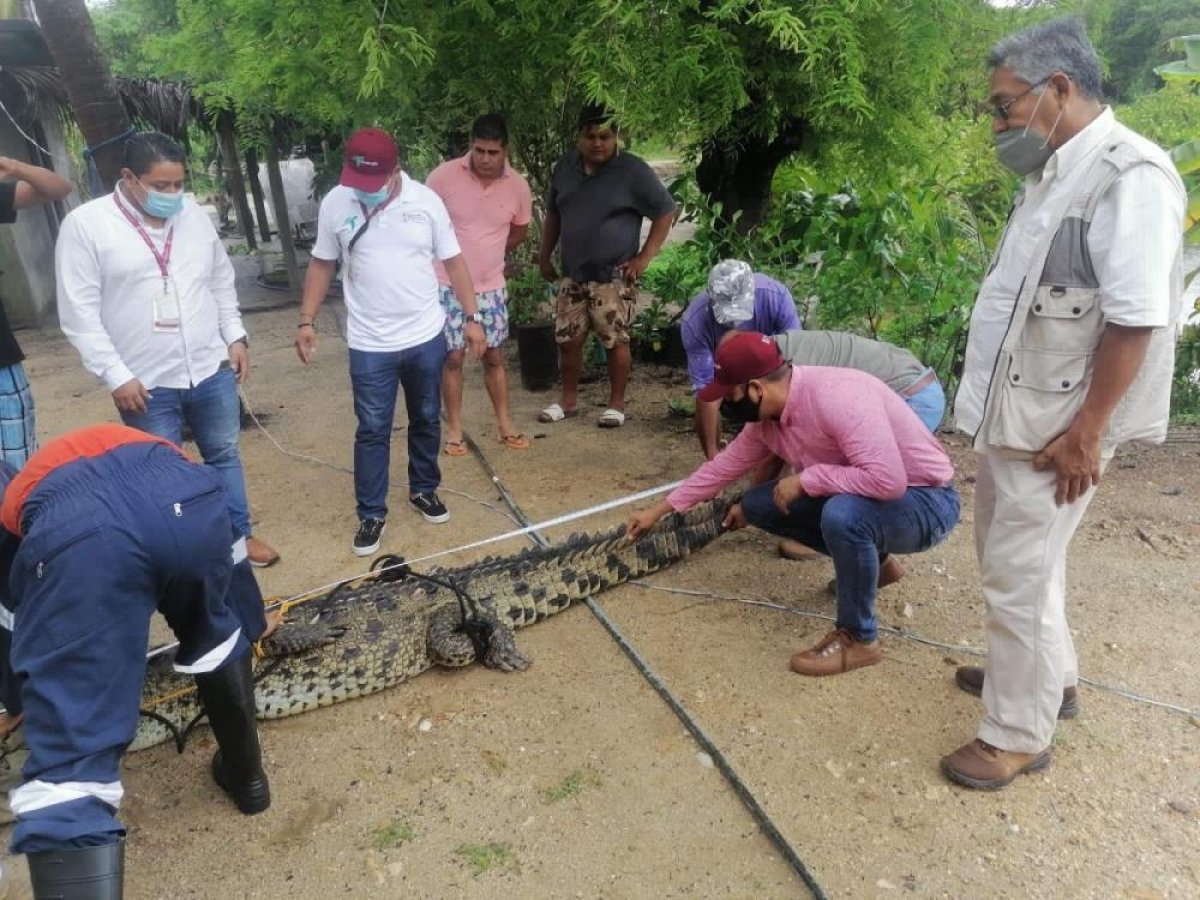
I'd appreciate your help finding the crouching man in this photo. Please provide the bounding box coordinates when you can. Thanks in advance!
[0,424,270,898]
[627,333,960,674]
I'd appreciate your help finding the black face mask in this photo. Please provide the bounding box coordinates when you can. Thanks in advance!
[721,389,761,425]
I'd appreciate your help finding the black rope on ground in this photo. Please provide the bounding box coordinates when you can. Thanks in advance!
[461,433,828,899]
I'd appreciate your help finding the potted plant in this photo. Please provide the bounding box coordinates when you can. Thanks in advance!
[506,263,559,391]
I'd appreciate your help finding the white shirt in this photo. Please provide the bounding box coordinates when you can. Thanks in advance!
[56,188,246,391]
[312,174,461,352]
[955,109,1186,436]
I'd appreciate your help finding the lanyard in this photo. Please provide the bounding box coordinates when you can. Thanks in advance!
[347,186,400,255]
[113,190,175,292]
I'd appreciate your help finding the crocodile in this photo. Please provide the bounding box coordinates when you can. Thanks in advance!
[1,495,729,770]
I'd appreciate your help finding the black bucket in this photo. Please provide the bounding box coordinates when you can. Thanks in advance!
[516,323,559,392]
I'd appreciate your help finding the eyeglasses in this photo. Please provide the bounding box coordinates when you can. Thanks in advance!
[990,77,1049,121]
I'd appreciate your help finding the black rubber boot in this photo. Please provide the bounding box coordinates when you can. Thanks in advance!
[193,655,270,815]
[27,840,124,900]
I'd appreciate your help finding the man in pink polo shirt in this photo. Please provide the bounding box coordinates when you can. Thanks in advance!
[627,332,960,675]
[427,114,534,454]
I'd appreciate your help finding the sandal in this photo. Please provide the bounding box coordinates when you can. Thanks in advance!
[498,432,531,450]
[443,439,468,457]
[538,403,577,423]
[597,408,625,428]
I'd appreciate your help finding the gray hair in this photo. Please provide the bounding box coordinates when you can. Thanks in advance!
[987,17,1103,101]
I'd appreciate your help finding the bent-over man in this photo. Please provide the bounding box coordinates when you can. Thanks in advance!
[0,424,270,897]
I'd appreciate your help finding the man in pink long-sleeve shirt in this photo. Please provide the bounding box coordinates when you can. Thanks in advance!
[628,332,960,675]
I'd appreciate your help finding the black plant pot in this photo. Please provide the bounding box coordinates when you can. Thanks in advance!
[515,322,559,392]
[632,323,687,368]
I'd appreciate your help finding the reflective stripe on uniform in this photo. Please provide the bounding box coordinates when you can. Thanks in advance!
[10,779,124,815]
[171,627,241,674]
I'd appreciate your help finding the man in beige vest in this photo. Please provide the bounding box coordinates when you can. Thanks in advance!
[943,18,1186,789]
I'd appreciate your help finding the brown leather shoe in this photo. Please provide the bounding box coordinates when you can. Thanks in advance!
[954,666,1079,719]
[246,536,280,568]
[940,738,1052,790]
[790,628,883,677]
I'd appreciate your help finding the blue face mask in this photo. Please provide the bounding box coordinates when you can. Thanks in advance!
[138,181,184,218]
[353,185,391,209]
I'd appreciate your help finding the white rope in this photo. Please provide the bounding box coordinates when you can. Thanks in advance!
[628,582,1198,717]
[0,93,72,166]
[145,478,682,660]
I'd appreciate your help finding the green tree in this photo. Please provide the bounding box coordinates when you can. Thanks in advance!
[564,0,1004,230]
[1099,0,1200,100]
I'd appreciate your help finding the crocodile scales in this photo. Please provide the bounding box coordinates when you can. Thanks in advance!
[105,495,730,754]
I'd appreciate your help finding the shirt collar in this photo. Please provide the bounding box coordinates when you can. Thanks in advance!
[458,152,509,180]
[1028,106,1114,186]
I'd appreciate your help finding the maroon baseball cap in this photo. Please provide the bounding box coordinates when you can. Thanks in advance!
[697,331,785,402]
[340,128,398,191]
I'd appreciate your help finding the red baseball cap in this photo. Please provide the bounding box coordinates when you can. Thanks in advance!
[697,331,785,402]
[340,128,398,191]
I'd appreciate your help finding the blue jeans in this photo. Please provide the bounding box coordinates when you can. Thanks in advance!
[741,481,960,641]
[120,365,251,536]
[349,333,446,521]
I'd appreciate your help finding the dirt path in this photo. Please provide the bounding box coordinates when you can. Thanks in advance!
[1,303,1197,899]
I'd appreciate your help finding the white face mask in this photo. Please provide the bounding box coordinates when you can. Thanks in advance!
[994,86,1064,176]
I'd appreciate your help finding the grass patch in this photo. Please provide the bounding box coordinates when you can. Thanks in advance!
[371,820,415,849]
[454,842,518,876]
[540,768,603,803]
[668,395,696,418]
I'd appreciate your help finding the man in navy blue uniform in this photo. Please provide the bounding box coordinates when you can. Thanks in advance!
[0,424,271,899]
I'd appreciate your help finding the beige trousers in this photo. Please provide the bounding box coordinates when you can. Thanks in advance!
[973,451,1107,753]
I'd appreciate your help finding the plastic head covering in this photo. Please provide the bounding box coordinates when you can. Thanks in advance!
[708,260,756,326]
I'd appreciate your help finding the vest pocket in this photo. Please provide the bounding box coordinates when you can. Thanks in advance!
[1022,285,1102,352]
[990,349,1092,452]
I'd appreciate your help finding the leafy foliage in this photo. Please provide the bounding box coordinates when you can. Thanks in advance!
[1096,0,1200,100]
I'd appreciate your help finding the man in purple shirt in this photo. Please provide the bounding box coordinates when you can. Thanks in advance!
[681,260,799,460]
[628,332,960,676]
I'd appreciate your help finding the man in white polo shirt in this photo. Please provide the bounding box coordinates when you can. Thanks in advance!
[296,128,484,556]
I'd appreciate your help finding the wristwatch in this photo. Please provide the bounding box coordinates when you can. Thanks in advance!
[464,313,483,325]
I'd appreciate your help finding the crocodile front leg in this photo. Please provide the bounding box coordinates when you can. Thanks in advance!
[427,606,530,672]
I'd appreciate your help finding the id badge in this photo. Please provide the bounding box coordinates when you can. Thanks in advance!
[153,278,181,333]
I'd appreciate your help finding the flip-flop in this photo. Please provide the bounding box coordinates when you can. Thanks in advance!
[597,408,625,428]
[538,403,577,423]
[443,439,468,457]
[498,432,531,450]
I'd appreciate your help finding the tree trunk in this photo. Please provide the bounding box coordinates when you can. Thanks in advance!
[214,114,257,250]
[34,0,133,191]
[695,118,806,237]
[244,148,273,244]
[264,139,300,297]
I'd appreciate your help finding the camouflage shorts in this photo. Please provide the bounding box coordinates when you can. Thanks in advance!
[553,278,636,349]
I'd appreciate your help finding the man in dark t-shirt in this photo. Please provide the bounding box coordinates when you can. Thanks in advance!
[537,104,676,428]
[0,157,73,466]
